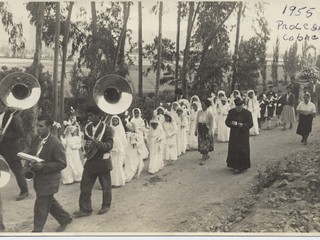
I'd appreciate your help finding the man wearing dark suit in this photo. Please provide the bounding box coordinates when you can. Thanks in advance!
[73,105,114,218]
[289,76,300,112]
[307,79,320,113]
[0,101,29,201]
[29,115,72,232]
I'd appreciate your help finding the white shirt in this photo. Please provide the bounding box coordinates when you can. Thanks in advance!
[297,101,316,113]
[0,112,5,128]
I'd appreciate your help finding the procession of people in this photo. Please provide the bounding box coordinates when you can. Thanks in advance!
[0,76,319,232]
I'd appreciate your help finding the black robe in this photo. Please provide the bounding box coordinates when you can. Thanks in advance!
[225,108,253,170]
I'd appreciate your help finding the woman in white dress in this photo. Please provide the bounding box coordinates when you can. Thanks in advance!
[147,118,166,174]
[246,90,260,136]
[176,106,188,155]
[124,122,144,182]
[61,125,83,185]
[109,116,127,187]
[188,101,201,149]
[217,97,231,142]
[163,111,178,165]
[130,108,149,160]
[215,90,227,135]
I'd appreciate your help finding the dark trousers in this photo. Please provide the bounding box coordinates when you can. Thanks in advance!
[33,194,70,232]
[79,170,112,212]
[6,158,28,194]
[0,190,3,222]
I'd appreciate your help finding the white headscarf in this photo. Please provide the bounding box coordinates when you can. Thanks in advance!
[110,115,127,147]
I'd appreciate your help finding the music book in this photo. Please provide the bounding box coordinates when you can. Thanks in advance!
[17,152,44,163]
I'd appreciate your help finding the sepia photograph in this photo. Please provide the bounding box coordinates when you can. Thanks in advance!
[0,0,320,237]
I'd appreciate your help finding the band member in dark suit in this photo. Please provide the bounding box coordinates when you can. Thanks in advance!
[29,115,72,232]
[73,105,114,218]
[0,100,29,201]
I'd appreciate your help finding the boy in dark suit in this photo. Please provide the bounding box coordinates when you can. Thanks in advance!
[73,105,114,217]
[29,115,72,232]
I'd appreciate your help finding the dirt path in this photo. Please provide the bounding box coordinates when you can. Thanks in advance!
[2,117,320,233]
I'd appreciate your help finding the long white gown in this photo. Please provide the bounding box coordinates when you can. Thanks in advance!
[124,131,144,182]
[147,123,166,174]
[177,112,188,154]
[61,134,83,184]
[247,92,260,136]
[217,103,231,142]
[110,116,127,187]
[188,107,199,149]
[163,121,178,161]
[130,110,149,160]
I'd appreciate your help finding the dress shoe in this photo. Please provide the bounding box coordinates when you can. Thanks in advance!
[73,210,92,218]
[0,222,5,232]
[16,192,29,201]
[56,217,72,232]
[97,207,110,215]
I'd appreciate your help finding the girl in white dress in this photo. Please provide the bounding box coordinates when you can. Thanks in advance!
[217,97,231,142]
[130,108,149,160]
[61,126,83,185]
[124,122,144,182]
[176,106,188,155]
[163,111,178,164]
[147,118,166,174]
[155,106,166,126]
[188,101,201,149]
[246,90,260,136]
[109,116,127,187]
[230,90,242,109]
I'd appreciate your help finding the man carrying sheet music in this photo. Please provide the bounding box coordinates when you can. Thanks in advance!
[28,115,72,232]
[0,100,29,201]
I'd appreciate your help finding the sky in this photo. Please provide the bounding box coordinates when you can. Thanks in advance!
[2,0,320,58]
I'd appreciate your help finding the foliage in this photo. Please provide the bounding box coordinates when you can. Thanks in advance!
[235,37,261,90]
[188,2,236,96]
[316,55,320,70]
[144,37,176,85]
[283,41,300,84]
[0,3,25,57]
[271,36,280,86]
[190,28,232,96]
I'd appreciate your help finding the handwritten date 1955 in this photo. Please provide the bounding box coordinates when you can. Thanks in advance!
[282,5,315,18]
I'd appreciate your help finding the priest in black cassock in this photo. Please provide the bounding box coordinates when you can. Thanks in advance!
[225,97,253,173]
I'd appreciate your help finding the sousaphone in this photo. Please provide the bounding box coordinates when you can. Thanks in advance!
[84,74,133,160]
[0,72,41,184]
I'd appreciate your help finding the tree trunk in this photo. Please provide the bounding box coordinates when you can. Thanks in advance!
[59,2,74,130]
[53,2,61,123]
[91,2,97,38]
[181,2,199,98]
[112,2,131,76]
[31,2,45,135]
[155,2,163,104]
[138,1,143,97]
[231,2,242,92]
[175,2,181,90]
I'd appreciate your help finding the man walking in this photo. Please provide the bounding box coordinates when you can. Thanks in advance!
[73,105,114,217]
[29,115,72,232]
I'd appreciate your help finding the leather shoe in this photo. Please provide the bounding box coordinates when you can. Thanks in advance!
[97,207,109,215]
[73,210,92,218]
[16,192,29,201]
[56,217,72,232]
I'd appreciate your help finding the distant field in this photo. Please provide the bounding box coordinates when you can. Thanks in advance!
[0,57,286,96]
[0,57,174,95]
